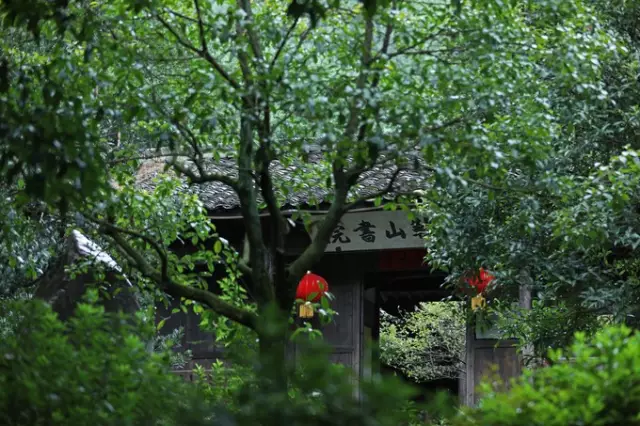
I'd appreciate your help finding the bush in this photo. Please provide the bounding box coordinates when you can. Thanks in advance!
[224,338,422,426]
[452,325,640,426]
[0,297,436,426]
[0,298,211,425]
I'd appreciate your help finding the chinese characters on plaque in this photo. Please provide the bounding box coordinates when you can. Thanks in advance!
[315,210,427,252]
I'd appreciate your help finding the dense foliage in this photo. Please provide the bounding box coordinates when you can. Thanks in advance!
[0,297,428,426]
[0,0,621,346]
[380,302,465,382]
[0,186,62,300]
[453,325,640,426]
[221,339,421,426]
[2,0,640,424]
[418,0,640,358]
[0,298,212,425]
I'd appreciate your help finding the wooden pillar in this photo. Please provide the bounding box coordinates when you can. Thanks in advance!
[519,269,534,368]
[462,313,475,406]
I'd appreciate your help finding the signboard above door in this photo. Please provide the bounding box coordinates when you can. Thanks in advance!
[310,210,427,252]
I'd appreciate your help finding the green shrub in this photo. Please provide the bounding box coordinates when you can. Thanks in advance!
[0,299,211,426]
[0,298,438,426]
[453,325,640,426]
[223,338,422,426]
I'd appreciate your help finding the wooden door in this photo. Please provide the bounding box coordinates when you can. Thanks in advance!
[322,279,363,379]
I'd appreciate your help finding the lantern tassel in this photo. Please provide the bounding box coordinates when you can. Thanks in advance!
[471,294,486,311]
[298,303,314,319]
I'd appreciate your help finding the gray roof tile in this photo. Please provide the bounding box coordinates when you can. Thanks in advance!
[136,153,428,211]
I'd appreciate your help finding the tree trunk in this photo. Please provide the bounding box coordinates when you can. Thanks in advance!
[256,302,290,392]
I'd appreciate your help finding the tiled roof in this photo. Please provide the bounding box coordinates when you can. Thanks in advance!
[136,153,428,212]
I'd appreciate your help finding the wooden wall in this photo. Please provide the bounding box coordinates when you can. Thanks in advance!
[463,321,521,406]
[311,252,378,379]
[156,298,224,367]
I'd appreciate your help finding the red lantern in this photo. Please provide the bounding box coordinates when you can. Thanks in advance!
[295,271,329,318]
[465,268,494,294]
[464,268,494,310]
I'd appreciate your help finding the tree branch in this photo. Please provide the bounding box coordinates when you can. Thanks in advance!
[237,0,264,62]
[287,165,350,281]
[236,258,253,277]
[226,0,274,304]
[237,112,271,302]
[94,217,170,282]
[106,226,257,330]
[143,89,232,183]
[282,26,311,78]
[256,147,287,236]
[255,141,289,310]
[164,7,216,30]
[420,164,535,195]
[240,0,281,240]
[288,12,378,280]
[344,167,405,211]
[424,116,465,133]
[398,116,465,142]
[369,22,453,64]
[353,0,396,156]
[156,14,241,91]
[170,157,240,190]
[269,17,299,72]
[378,0,395,58]
[107,152,197,165]
[164,279,257,329]
[193,0,208,52]
[387,47,462,59]
[465,177,536,195]
[344,14,374,140]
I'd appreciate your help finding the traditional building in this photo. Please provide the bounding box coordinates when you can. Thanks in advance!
[136,155,522,405]
[34,230,140,321]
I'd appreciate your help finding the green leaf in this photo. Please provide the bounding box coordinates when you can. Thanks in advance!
[156,319,166,331]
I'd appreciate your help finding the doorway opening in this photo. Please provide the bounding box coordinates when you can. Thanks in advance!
[364,266,465,406]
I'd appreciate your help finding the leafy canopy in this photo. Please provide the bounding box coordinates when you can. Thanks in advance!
[0,0,624,361]
[418,0,640,355]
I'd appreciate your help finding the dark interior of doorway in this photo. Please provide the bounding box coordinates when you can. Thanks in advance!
[364,268,462,404]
